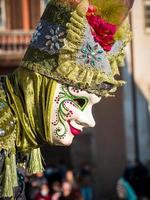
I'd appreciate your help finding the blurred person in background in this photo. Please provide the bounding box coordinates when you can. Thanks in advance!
[35,184,51,200]
[25,175,32,200]
[65,168,84,200]
[80,163,93,200]
[26,172,48,200]
[59,181,72,200]
[117,161,150,200]
[45,165,62,187]
[117,177,137,200]
[69,188,84,200]
[59,180,84,200]
[80,176,93,200]
[65,169,77,189]
[130,161,149,199]
[51,181,62,200]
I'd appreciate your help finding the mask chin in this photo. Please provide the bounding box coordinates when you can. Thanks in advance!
[53,132,74,146]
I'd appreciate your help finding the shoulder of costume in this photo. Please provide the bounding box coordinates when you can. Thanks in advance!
[0,77,17,151]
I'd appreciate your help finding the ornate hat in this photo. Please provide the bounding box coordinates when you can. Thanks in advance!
[21,0,133,96]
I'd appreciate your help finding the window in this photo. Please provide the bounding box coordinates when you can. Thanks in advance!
[29,0,41,29]
[10,0,23,29]
[29,0,48,28]
[144,0,150,32]
[0,0,6,29]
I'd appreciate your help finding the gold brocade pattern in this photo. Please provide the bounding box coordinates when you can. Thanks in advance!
[0,80,16,151]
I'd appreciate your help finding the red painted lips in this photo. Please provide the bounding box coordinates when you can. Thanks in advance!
[68,120,81,136]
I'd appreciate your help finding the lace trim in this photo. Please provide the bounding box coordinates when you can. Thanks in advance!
[21,60,124,97]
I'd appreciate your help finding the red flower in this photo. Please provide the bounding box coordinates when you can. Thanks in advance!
[86,7,117,51]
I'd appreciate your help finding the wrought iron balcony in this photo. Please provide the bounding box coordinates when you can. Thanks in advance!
[0,30,32,65]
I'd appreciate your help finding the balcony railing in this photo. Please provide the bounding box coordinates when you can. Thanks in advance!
[0,30,32,60]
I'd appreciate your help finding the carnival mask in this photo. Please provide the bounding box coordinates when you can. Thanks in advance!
[50,82,101,146]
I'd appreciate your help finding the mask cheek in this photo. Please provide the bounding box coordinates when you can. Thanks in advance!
[64,103,78,120]
[53,122,74,146]
[65,110,74,119]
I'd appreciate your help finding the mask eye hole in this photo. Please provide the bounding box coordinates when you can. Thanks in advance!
[73,98,87,110]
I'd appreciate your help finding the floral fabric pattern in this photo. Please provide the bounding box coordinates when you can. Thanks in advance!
[77,25,112,75]
[30,20,66,55]
[43,26,66,54]
[79,43,103,67]
[31,23,42,43]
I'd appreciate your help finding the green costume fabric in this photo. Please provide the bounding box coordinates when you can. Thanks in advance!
[5,68,56,151]
[0,69,57,198]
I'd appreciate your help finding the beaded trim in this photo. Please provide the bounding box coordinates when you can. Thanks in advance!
[0,78,17,150]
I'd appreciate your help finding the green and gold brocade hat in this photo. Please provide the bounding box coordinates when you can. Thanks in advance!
[21,0,133,96]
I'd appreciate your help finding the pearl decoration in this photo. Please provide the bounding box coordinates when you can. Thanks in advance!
[10,121,14,126]
[0,128,5,136]
[0,102,5,110]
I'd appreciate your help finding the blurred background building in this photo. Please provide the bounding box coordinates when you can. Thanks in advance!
[123,0,150,164]
[0,0,150,199]
[0,0,48,73]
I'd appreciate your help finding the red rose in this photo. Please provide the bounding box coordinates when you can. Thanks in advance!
[86,7,117,51]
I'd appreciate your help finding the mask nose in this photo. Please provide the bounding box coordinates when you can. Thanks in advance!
[77,108,96,128]
[87,113,96,128]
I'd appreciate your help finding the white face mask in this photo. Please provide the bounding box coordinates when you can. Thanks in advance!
[50,83,101,146]
[41,190,49,196]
